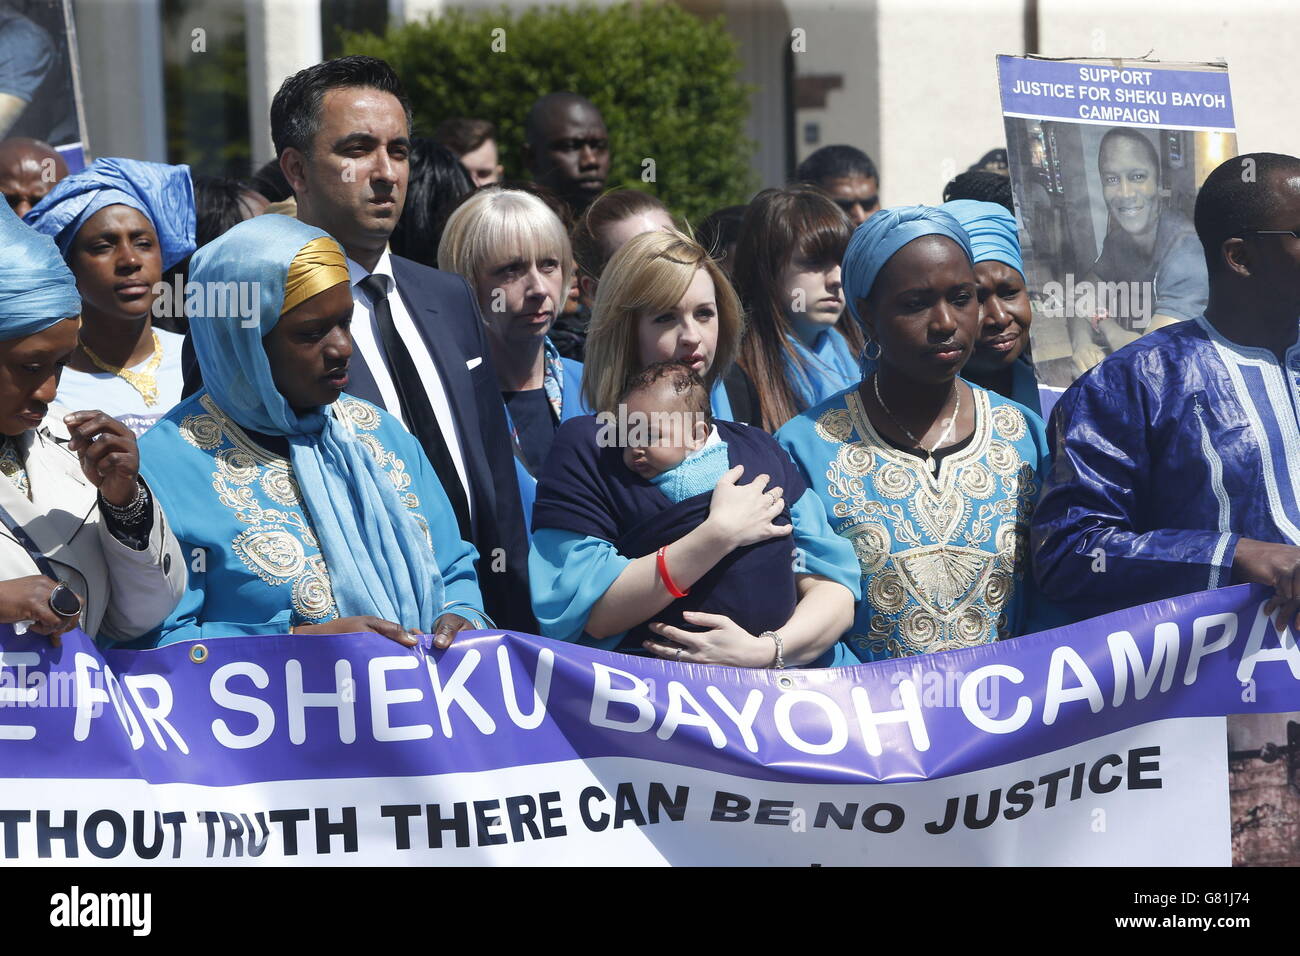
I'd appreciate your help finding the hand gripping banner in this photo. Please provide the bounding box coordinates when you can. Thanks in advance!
[0,583,1295,865]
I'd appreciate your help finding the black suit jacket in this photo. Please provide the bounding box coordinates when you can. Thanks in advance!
[343,256,536,633]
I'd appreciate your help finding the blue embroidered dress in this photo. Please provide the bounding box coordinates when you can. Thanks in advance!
[1032,315,1300,618]
[777,381,1050,661]
[137,392,485,646]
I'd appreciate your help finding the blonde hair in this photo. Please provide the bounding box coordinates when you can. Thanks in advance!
[583,228,743,413]
[436,187,574,298]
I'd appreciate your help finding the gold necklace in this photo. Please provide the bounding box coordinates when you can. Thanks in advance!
[81,330,162,406]
[872,372,960,474]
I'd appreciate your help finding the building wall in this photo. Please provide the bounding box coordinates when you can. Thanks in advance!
[1037,0,1300,157]
[72,0,167,161]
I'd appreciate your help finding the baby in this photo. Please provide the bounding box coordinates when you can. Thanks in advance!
[614,361,801,646]
[620,362,729,500]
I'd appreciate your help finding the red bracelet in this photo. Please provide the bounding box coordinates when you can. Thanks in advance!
[656,546,690,598]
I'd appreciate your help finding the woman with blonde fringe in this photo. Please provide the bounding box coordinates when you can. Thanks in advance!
[528,228,860,668]
[438,187,588,527]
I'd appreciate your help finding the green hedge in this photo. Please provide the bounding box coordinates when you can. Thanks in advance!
[341,1,757,226]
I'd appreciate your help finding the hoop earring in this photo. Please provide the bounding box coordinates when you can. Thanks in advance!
[863,338,882,362]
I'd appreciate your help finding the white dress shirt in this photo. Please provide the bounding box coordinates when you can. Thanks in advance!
[346,249,473,517]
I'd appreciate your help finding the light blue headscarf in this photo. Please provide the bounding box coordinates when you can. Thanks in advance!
[24,157,196,269]
[188,213,443,632]
[940,199,1025,281]
[0,202,80,341]
[843,205,974,324]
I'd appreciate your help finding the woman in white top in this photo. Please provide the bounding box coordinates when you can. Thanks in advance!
[24,158,195,435]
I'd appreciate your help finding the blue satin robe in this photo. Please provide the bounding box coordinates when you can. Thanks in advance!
[777,381,1052,662]
[136,392,486,645]
[1032,315,1300,618]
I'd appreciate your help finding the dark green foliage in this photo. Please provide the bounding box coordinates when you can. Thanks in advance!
[342,1,757,226]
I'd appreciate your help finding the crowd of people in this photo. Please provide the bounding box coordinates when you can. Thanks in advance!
[3,52,1300,671]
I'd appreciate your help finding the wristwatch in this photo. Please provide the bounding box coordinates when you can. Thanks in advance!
[48,582,82,619]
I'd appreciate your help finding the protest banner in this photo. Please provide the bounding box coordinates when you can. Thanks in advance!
[997,55,1237,404]
[0,584,1294,865]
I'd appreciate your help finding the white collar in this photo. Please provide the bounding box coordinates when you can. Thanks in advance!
[346,245,395,287]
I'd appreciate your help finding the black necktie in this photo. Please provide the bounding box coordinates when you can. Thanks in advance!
[356,273,472,540]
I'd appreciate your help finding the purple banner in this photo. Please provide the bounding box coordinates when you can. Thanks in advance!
[0,584,1295,789]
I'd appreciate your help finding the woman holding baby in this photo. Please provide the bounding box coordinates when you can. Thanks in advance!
[528,229,859,668]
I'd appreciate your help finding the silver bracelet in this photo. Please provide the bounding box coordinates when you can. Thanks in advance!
[758,630,785,669]
[100,479,148,525]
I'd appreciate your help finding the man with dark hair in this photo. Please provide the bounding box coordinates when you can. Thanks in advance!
[523,93,610,216]
[433,117,503,188]
[1069,127,1208,375]
[1032,152,1300,630]
[271,54,535,633]
[794,144,879,225]
[0,136,66,217]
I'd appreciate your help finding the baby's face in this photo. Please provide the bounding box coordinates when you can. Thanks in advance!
[621,383,707,480]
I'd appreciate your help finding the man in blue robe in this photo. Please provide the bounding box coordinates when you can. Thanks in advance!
[1032,152,1300,629]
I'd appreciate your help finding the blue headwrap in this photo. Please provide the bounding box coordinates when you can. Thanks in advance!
[23,157,196,270]
[188,214,444,632]
[940,199,1025,281]
[0,202,80,341]
[842,205,973,323]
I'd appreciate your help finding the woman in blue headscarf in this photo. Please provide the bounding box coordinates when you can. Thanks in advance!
[0,204,184,643]
[940,198,1051,418]
[776,205,1052,662]
[25,158,196,434]
[135,214,487,648]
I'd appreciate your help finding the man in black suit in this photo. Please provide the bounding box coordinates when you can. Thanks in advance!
[271,55,536,633]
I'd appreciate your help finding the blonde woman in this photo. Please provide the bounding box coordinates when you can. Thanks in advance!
[528,229,860,668]
[439,187,587,483]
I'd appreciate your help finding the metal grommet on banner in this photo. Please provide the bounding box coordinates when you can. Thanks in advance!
[189,643,208,664]
[777,675,794,689]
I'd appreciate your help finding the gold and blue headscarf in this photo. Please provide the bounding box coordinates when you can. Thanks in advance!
[188,213,444,632]
[24,157,196,269]
[0,202,80,341]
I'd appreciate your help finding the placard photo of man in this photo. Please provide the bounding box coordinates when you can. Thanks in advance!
[1069,127,1208,375]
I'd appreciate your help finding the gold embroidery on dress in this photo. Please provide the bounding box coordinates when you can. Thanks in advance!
[815,407,855,443]
[991,403,1028,442]
[198,395,335,621]
[895,545,991,614]
[848,522,890,575]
